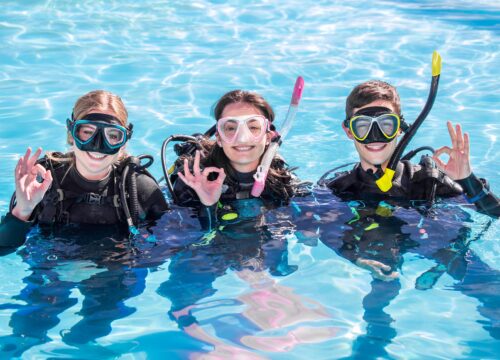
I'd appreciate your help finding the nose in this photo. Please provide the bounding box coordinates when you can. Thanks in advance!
[235,124,252,143]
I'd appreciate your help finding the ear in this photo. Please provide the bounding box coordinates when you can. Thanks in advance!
[266,132,273,145]
[215,133,222,147]
[342,123,355,140]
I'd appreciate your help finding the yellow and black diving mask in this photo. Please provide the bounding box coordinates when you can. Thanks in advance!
[66,113,133,155]
[344,106,407,144]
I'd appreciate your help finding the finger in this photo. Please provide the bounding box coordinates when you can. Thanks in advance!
[176,171,190,186]
[433,146,452,157]
[32,163,46,176]
[202,167,223,176]
[193,150,201,177]
[216,168,226,184]
[21,148,31,174]
[40,170,53,193]
[27,147,42,170]
[432,155,447,171]
[455,124,464,150]
[15,158,23,182]
[447,121,458,148]
[183,158,194,182]
[464,132,470,157]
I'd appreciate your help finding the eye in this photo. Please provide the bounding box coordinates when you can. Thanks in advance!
[247,120,262,133]
[106,129,124,144]
[76,125,96,140]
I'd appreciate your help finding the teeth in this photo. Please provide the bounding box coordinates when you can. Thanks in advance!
[366,144,385,150]
[88,152,106,159]
[234,146,252,151]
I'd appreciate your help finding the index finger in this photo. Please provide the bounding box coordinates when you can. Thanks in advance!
[26,147,43,170]
[193,150,201,176]
[447,121,458,148]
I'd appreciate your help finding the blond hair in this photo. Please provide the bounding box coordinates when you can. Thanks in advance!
[48,90,129,165]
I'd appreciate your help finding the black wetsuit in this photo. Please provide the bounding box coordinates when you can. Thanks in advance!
[0,156,169,248]
[325,159,500,217]
[172,163,306,229]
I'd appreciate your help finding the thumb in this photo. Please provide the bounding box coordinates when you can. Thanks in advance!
[432,155,446,172]
[216,169,226,184]
[40,170,53,193]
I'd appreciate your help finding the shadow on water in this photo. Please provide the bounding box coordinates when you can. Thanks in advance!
[0,206,201,358]
[157,198,338,359]
[290,189,499,359]
[0,193,498,358]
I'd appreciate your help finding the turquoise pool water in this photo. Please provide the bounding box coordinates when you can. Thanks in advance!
[0,0,499,358]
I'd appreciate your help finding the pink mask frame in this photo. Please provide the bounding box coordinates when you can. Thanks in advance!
[216,114,270,144]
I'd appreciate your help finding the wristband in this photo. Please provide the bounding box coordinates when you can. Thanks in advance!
[464,188,490,204]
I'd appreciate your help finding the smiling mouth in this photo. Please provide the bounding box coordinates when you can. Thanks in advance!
[364,143,387,152]
[232,146,255,152]
[87,152,107,160]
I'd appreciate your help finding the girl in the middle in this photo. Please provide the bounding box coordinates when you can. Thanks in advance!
[172,90,301,225]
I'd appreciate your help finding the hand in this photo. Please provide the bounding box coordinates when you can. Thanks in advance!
[177,150,226,206]
[432,121,472,180]
[356,258,399,281]
[12,148,53,221]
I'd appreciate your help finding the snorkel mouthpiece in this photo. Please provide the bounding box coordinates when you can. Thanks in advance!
[375,51,442,192]
[251,76,304,197]
[432,50,442,77]
[375,168,396,192]
[291,77,304,106]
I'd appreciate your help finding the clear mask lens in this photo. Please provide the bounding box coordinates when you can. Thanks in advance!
[218,115,268,143]
[350,114,400,141]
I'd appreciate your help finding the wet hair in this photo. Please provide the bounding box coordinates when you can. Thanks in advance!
[48,90,129,165]
[181,90,296,201]
[69,90,128,145]
[213,89,275,123]
[345,80,402,119]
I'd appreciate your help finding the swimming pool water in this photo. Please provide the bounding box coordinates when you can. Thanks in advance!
[0,0,499,358]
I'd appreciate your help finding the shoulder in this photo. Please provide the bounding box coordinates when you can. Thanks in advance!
[320,165,358,192]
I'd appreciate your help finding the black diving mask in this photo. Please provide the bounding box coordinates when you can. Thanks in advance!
[66,113,133,155]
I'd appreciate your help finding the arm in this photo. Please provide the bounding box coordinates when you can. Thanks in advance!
[0,210,34,248]
[1,148,53,248]
[456,173,500,217]
[433,122,499,217]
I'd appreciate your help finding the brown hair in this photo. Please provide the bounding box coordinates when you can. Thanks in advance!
[180,90,296,201]
[345,80,401,119]
[48,90,129,164]
[213,90,275,122]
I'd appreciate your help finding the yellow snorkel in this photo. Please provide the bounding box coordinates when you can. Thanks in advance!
[375,51,442,192]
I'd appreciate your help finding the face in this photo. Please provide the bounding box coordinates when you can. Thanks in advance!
[72,109,124,180]
[343,100,401,170]
[217,102,271,173]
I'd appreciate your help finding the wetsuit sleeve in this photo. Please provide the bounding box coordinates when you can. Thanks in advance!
[135,173,169,221]
[456,173,500,217]
[0,212,33,248]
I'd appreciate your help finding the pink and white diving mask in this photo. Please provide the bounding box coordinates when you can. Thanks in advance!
[216,114,270,144]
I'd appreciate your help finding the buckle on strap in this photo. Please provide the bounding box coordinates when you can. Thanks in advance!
[84,193,104,205]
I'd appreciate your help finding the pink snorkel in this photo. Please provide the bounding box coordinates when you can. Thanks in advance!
[251,76,305,197]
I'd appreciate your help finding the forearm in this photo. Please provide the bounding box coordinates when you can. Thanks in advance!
[457,173,500,217]
[0,212,32,248]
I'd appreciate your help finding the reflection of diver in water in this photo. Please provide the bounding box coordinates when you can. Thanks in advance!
[158,199,337,358]
[293,192,499,359]
[0,223,181,358]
